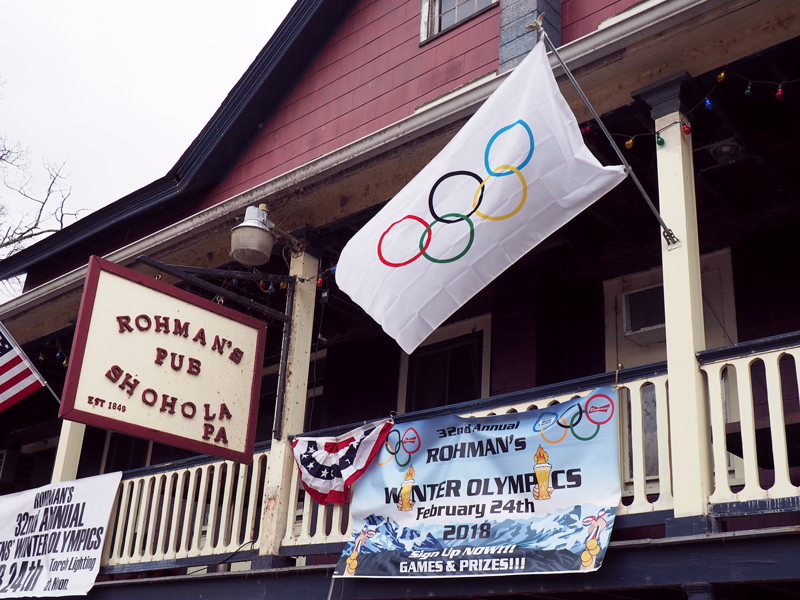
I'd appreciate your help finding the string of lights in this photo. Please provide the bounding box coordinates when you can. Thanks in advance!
[583,68,797,150]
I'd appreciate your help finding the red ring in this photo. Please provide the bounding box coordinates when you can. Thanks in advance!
[584,394,615,425]
[377,215,432,267]
[401,427,421,455]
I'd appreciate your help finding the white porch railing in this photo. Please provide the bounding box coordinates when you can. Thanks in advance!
[282,375,676,553]
[102,448,269,568]
[702,343,800,504]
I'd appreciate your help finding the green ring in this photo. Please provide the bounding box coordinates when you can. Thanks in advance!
[395,451,412,468]
[418,213,474,264]
[570,409,600,441]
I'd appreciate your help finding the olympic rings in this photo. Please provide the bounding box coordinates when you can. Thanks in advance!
[428,171,485,224]
[535,403,603,444]
[377,215,432,267]
[376,119,535,268]
[533,412,559,433]
[584,394,615,426]
[484,120,535,177]
[473,165,527,221]
[376,427,421,467]
[419,213,474,264]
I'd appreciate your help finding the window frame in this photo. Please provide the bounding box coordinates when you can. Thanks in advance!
[396,314,491,413]
[420,0,499,44]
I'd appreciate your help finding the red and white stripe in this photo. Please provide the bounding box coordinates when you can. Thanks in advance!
[0,332,45,412]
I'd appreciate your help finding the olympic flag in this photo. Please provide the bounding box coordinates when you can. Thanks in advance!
[335,41,627,354]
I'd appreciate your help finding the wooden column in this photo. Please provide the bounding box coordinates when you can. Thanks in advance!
[635,74,712,522]
[257,250,318,562]
[51,420,85,482]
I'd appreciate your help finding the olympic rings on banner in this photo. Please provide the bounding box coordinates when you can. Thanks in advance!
[484,120,535,177]
[376,119,535,267]
[419,213,474,264]
[584,394,615,426]
[535,401,604,444]
[377,215,432,267]
[428,171,485,224]
[472,165,527,221]
[376,427,421,467]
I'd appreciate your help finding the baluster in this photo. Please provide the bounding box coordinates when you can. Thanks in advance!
[229,461,250,551]
[177,468,199,559]
[652,376,674,510]
[733,358,767,501]
[102,482,123,565]
[218,461,237,551]
[627,381,651,512]
[165,471,185,560]
[190,467,211,555]
[764,352,796,496]
[705,363,736,503]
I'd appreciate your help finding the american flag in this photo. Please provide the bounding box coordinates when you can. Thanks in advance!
[0,321,46,413]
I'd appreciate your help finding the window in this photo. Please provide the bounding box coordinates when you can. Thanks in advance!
[397,315,491,413]
[421,0,496,41]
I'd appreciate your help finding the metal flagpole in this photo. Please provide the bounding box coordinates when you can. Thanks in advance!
[525,16,681,249]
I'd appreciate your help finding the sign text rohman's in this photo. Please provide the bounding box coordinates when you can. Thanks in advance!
[60,257,266,463]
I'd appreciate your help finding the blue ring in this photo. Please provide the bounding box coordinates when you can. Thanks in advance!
[484,120,535,177]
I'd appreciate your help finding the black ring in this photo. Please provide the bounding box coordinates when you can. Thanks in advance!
[557,404,582,429]
[428,170,484,224]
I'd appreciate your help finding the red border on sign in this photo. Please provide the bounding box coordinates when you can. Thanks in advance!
[59,255,266,465]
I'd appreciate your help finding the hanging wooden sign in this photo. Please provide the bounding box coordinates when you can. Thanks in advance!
[60,256,266,464]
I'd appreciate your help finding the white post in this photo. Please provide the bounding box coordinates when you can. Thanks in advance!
[51,420,85,482]
[637,74,712,521]
[258,250,318,560]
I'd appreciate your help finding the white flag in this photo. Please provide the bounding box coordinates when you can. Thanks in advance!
[336,41,627,354]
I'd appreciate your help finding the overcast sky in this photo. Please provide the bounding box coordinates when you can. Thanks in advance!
[0,0,296,262]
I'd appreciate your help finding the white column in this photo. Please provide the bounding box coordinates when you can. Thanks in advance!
[655,109,713,518]
[258,251,318,557]
[51,420,85,482]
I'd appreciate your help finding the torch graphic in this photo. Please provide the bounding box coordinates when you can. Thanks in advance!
[397,465,415,511]
[533,445,552,501]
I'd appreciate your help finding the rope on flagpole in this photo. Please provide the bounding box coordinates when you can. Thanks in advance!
[525,16,681,250]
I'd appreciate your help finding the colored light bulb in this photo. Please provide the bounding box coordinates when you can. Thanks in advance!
[259,280,266,290]
[232,278,239,286]
[582,125,590,133]
[331,265,337,273]
[625,138,634,149]
[682,123,692,135]
[776,86,784,100]
[280,282,288,289]
[268,282,276,293]
[56,351,62,359]
[704,99,713,110]
[317,277,323,287]
[38,353,44,361]
[745,83,753,97]
[717,71,726,83]
[656,135,665,147]
[63,358,69,367]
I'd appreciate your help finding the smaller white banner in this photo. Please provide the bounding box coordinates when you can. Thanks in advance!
[0,472,122,597]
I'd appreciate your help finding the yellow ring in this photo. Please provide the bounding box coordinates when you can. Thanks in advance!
[540,420,568,444]
[472,165,527,221]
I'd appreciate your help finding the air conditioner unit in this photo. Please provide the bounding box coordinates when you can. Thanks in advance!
[623,285,666,344]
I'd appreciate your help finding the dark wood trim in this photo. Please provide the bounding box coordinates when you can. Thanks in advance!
[697,330,800,365]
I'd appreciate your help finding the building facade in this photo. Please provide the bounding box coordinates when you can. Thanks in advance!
[2,0,800,598]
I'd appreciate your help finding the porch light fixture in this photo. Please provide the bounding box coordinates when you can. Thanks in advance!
[230,205,276,266]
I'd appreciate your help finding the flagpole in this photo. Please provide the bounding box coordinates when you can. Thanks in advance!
[45,382,61,405]
[526,18,681,250]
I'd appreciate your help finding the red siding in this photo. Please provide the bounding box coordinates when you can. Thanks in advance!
[561,0,641,44]
[199,0,500,209]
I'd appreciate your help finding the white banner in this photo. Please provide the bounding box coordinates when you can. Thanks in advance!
[0,472,121,597]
